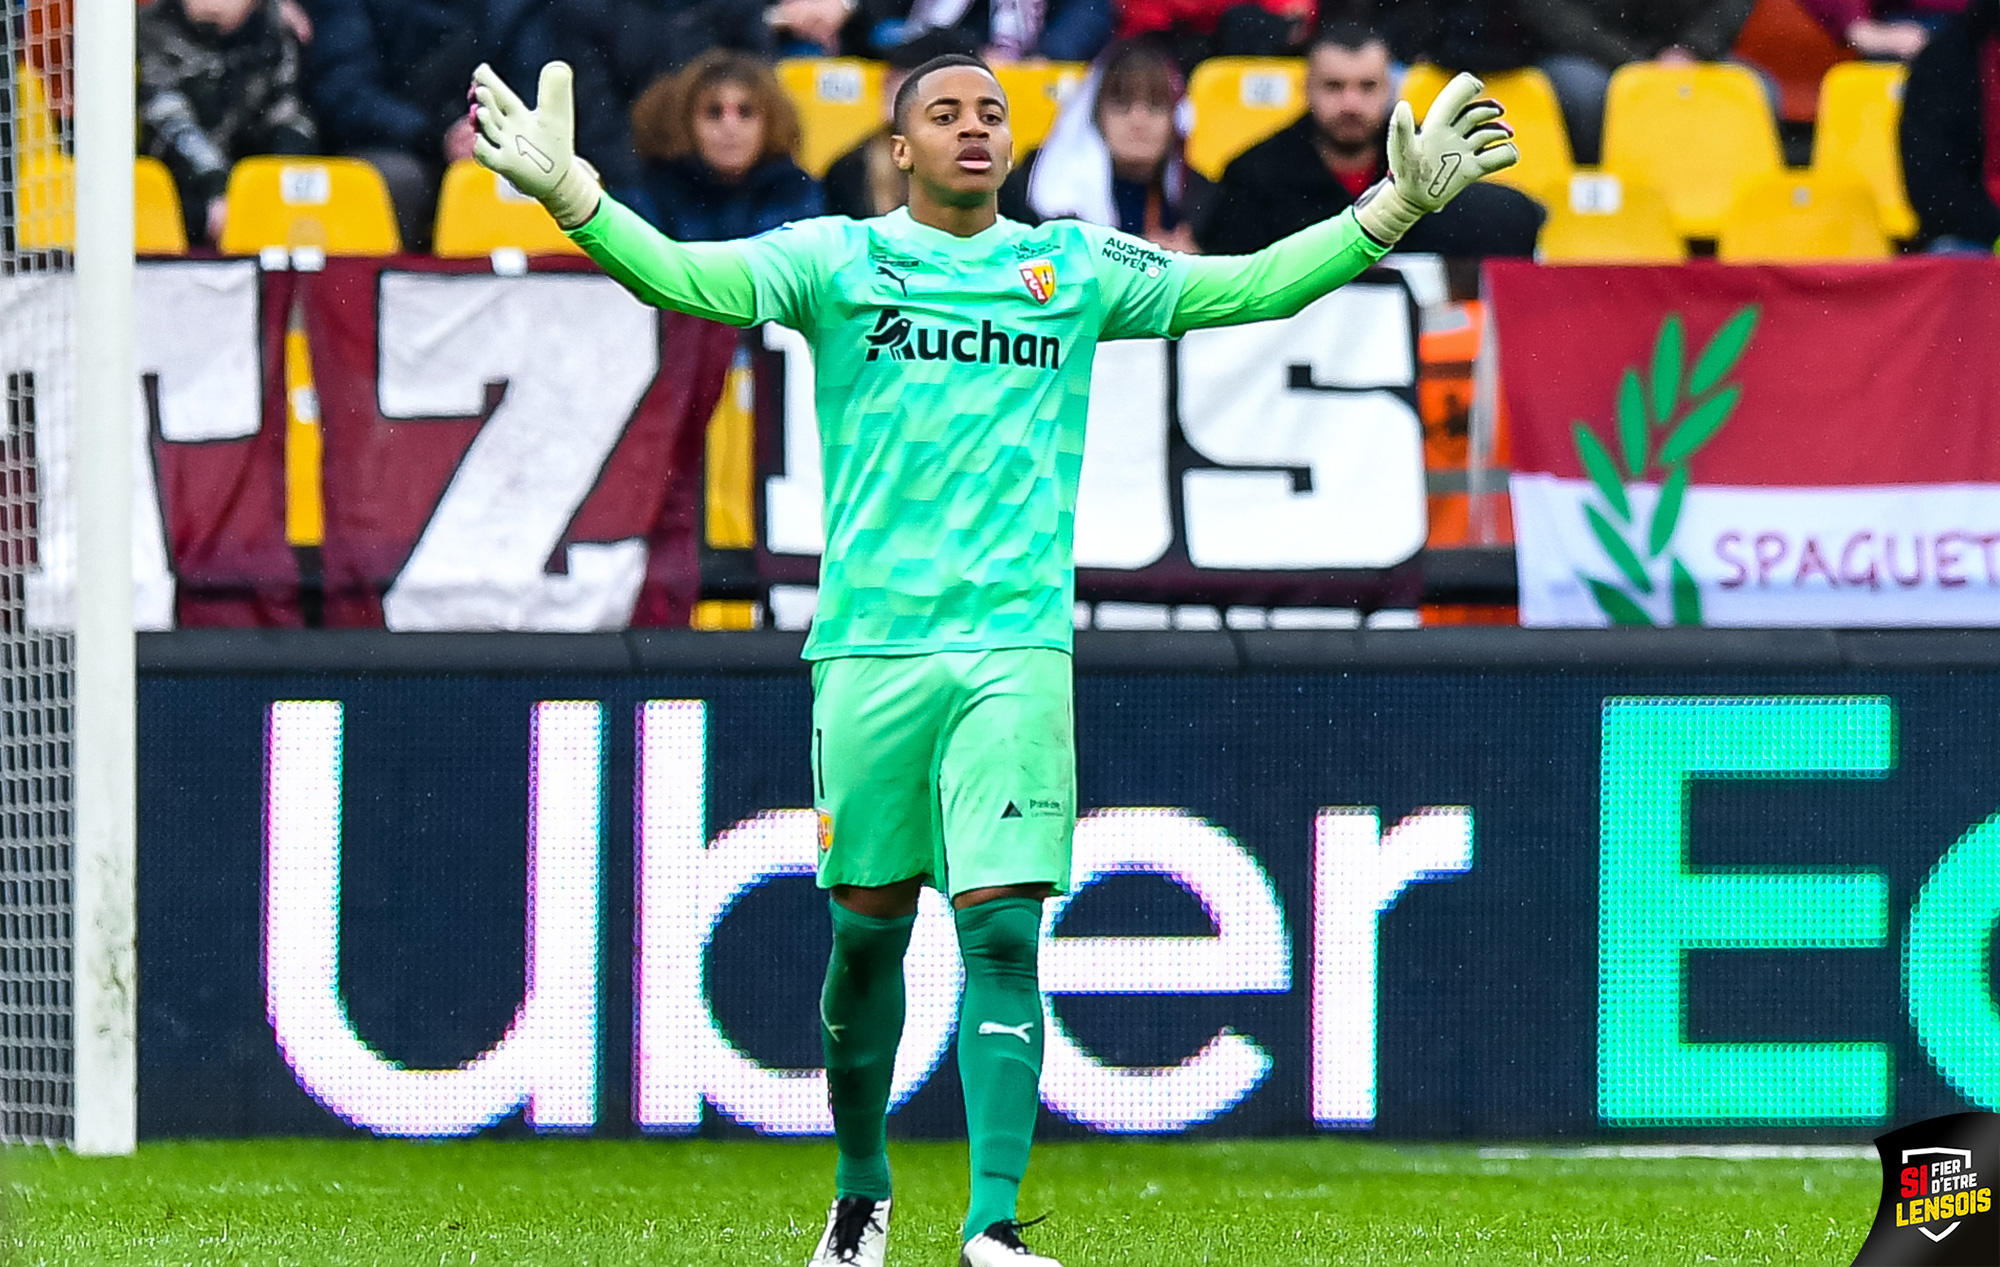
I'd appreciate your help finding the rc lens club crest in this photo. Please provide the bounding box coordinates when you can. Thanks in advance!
[1019,260,1057,305]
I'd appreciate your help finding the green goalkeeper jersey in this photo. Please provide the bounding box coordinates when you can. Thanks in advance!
[569,197,1390,660]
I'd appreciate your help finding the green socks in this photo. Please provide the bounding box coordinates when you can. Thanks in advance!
[821,900,916,1201]
[954,897,1047,1242]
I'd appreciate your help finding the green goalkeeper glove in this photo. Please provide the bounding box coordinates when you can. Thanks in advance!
[470,61,602,231]
[1354,71,1520,246]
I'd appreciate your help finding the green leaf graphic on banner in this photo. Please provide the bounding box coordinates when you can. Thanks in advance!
[1659,384,1742,465]
[1588,503,1653,593]
[1688,305,1761,396]
[1617,369,1647,476]
[1574,423,1631,521]
[1566,303,1758,628]
[1671,558,1702,625]
[1649,465,1689,557]
[1650,314,1684,428]
[1588,577,1655,626]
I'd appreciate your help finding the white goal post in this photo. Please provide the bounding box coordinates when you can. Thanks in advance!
[70,0,138,1158]
[0,0,137,1152]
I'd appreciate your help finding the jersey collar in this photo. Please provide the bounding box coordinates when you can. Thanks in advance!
[883,206,1025,253]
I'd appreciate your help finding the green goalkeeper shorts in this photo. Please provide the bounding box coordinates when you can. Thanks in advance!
[810,647,1075,899]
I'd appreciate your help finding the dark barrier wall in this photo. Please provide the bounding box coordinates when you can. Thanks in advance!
[136,631,2000,1139]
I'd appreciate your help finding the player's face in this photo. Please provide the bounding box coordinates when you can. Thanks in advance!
[891,66,1013,206]
[1307,42,1392,154]
[692,81,765,182]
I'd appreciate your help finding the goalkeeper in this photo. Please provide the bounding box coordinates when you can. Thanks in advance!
[471,53,1515,1267]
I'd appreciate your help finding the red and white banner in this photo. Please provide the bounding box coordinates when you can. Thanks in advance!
[1489,259,2000,627]
[300,258,735,629]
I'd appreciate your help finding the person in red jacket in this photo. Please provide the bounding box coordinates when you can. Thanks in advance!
[1117,0,1315,62]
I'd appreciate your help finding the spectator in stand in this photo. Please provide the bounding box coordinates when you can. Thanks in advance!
[1516,0,1756,163]
[1000,41,1210,248]
[1372,0,1546,74]
[138,0,318,246]
[301,0,556,249]
[629,49,824,239]
[1117,0,1313,65]
[823,30,978,219]
[1803,0,1966,59]
[1197,21,1544,255]
[766,0,1111,62]
[1901,0,2000,250]
[557,0,775,207]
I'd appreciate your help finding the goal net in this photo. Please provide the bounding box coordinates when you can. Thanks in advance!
[1,0,135,1152]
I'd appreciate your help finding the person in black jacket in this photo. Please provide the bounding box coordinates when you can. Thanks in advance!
[628,50,825,239]
[139,0,318,246]
[301,0,557,248]
[1901,0,2000,250]
[556,0,775,205]
[1372,0,1546,72]
[1196,22,1544,256]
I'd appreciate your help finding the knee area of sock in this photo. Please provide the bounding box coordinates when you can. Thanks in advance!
[830,901,916,953]
[954,900,1042,975]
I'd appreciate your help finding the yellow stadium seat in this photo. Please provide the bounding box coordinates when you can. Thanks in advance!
[14,151,72,252]
[134,156,188,255]
[992,61,1087,154]
[1602,63,1782,239]
[778,58,887,178]
[1716,169,1889,261]
[219,156,400,255]
[11,155,194,254]
[433,160,583,258]
[1186,57,1305,180]
[1398,62,1453,116]
[1812,60,1917,240]
[1538,172,1688,263]
[1401,64,1572,202]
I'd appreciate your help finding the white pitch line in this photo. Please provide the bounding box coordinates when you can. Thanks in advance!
[1476,1145,1876,1161]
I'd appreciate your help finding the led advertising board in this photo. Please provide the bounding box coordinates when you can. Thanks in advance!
[137,665,1999,1139]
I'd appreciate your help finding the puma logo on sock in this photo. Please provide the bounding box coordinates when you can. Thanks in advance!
[978,1020,1035,1043]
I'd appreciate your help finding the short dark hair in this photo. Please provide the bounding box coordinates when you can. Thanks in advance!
[891,53,998,133]
[1308,20,1388,56]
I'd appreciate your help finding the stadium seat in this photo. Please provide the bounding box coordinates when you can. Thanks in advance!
[13,151,72,252]
[1813,61,1917,240]
[1397,62,1453,116]
[1537,173,1688,263]
[992,61,1087,154]
[433,160,583,258]
[1186,57,1305,180]
[1601,63,1782,239]
[778,58,887,178]
[134,156,188,255]
[1400,65,1572,202]
[11,154,187,254]
[1716,170,1890,261]
[218,156,401,255]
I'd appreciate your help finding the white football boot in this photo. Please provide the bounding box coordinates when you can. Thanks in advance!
[807,1196,891,1267]
[960,1220,1064,1266]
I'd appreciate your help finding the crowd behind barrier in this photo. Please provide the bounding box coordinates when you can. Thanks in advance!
[5,0,1995,259]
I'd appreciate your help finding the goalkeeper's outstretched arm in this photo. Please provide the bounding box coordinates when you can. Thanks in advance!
[1167,71,1518,338]
[470,61,762,327]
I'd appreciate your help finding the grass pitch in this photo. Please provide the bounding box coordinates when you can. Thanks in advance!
[6,1138,1877,1266]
